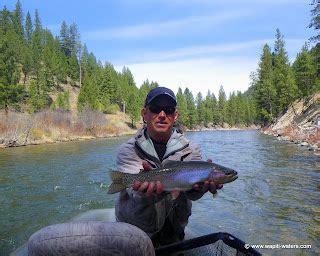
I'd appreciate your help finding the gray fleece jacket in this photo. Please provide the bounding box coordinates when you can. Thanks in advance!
[115,127,204,241]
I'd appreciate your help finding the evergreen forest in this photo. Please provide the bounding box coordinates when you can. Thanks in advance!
[0,1,319,130]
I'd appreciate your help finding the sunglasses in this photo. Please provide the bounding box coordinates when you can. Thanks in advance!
[148,105,176,115]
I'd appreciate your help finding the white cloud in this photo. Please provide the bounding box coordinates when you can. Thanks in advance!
[115,57,258,98]
[110,38,306,64]
[83,11,249,41]
[112,37,307,98]
[124,40,273,63]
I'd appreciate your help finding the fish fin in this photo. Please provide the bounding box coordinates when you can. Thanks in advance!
[108,171,125,194]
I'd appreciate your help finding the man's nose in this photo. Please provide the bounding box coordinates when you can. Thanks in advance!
[158,110,166,117]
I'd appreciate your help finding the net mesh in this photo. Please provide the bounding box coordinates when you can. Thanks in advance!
[184,240,248,256]
[155,232,261,256]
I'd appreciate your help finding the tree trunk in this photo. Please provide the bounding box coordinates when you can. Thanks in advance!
[4,102,8,117]
[23,73,27,85]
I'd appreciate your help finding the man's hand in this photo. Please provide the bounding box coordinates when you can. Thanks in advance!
[192,159,223,195]
[132,160,163,197]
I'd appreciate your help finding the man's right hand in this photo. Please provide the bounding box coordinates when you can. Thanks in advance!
[132,160,163,197]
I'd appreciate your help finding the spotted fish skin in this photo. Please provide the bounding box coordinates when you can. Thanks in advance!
[107,160,238,194]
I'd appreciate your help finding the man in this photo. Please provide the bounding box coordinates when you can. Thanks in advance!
[115,87,222,246]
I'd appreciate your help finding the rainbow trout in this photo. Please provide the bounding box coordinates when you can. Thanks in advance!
[108,161,238,194]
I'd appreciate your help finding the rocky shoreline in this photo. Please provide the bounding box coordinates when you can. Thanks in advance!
[261,93,320,153]
[262,125,320,152]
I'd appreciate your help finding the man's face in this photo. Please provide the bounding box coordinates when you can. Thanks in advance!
[142,96,178,141]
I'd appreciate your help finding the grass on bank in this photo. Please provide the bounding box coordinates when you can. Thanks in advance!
[0,109,136,147]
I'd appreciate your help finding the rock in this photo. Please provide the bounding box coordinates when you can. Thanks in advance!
[310,144,319,151]
[300,142,309,147]
[5,139,19,147]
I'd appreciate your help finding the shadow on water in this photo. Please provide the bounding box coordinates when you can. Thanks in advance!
[1,130,319,255]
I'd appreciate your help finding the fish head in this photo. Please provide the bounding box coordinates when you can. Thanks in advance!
[208,166,238,184]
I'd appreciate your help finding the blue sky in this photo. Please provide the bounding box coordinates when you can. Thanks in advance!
[3,0,315,97]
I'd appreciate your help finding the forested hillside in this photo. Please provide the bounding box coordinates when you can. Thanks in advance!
[0,1,319,147]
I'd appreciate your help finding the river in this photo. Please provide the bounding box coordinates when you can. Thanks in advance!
[0,130,319,255]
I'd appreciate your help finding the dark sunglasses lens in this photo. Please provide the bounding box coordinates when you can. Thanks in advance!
[149,105,161,114]
[149,106,175,114]
[164,107,175,114]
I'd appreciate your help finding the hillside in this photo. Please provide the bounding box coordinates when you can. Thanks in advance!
[0,82,137,148]
[262,93,320,151]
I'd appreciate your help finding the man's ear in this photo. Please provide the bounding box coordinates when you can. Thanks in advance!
[174,110,179,122]
[141,108,147,120]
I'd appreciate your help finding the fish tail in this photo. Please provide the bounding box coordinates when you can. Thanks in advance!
[108,171,126,194]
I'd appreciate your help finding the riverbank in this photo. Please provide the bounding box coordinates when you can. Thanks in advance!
[0,110,136,148]
[261,93,320,152]
[1,95,318,150]
[187,124,259,132]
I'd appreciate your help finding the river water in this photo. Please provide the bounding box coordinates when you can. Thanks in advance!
[0,130,319,255]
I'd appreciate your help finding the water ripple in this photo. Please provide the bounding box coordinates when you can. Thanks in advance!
[1,132,319,255]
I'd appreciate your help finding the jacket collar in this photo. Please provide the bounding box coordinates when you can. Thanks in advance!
[135,127,190,162]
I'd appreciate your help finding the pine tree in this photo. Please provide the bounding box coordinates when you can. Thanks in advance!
[126,88,140,127]
[55,90,70,111]
[235,92,247,125]
[31,9,43,77]
[195,92,205,125]
[121,66,136,108]
[202,91,214,126]
[0,83,25,114]
[255,44,277,124]
[41,30,67,86]
[176,87,188,127]
[100,63,119,105]
[184,88,197,129]
[248,97,257,125]
[218,85,227,125]
[24,11,32,43]
[69,22,81,83]
[81,44,98,76]
[27,82,45,113]
[292,44,316,97]
[59,21,71,57]
[122,66,136,87]
[309,1,320,90]
[273,29,298,114]
[309,0,320,43]
[0,7,25,114]
[210,92,219,125]
[225,92,235,125]
[139,79,151,106]
[68,52,79,81]
[69,22,80,54]
[77,73,99,111]
[21,12,33,84]
[13,0,24,39]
